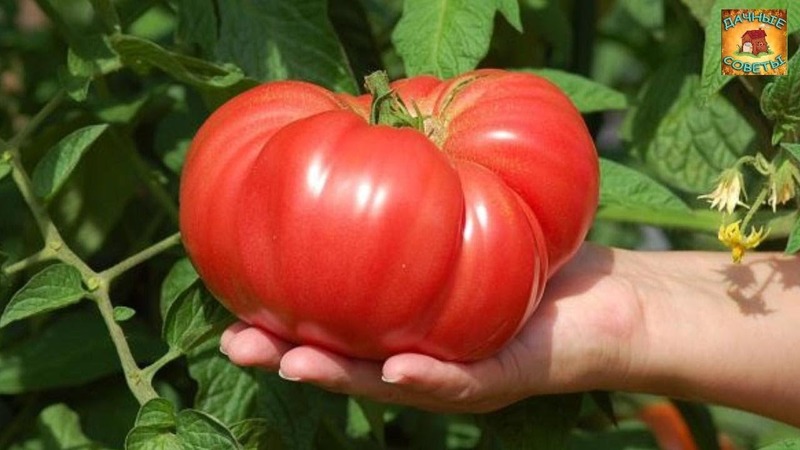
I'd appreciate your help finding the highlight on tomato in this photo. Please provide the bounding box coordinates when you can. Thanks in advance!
[179,70,599,361]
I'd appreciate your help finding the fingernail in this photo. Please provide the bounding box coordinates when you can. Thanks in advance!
[218,345,228,356]
[278,369,302,382]
[381,374,404,384]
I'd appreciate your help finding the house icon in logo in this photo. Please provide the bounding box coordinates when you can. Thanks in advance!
[741,29,767,55]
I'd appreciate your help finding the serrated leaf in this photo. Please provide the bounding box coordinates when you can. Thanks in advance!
[187,347,260,425]
[600,158,689,211]
[527,69,628,113]
[230,419,283,450]
[176,409,241,450]
[212,0,357,93]
[127,399,247,450]
[761,52,800,141]
[0,309,162,394]
[38,404,97,450]
[785,215,800,254]
[160,258,199,321]
[113,306,136,322]
[481,394,583,449]
[639,75,754,194]
[31,124,109,200]
[163,283,233,354]
[392,0,500,78]
[109,34,247,91]
[1,263,87,328]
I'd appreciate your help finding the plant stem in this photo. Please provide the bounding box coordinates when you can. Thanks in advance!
[91,284,159,404]
[141,348,183,384]
[595,206,720,232]
[741,187,770,230]
[100,232,182,282]
[3,247,57,275]
[6,104,166,406]
[8,90,65,150]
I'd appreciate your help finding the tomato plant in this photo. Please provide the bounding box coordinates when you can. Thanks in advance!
[1,0,800,448]
[179,70,598,360]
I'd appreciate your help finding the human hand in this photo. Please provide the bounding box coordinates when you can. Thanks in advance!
[219,244,644,413]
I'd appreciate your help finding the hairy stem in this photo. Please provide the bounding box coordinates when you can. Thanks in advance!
[3,247,57,275]
[141,348,183,384]
[100,232,182,282]
[5,98,167,405]
[91,284,159,404]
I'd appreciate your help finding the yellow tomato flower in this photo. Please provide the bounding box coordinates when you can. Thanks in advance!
[717,221,768,263]
[699,168,747,215]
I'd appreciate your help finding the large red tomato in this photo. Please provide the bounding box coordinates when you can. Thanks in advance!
[179,70,598,361]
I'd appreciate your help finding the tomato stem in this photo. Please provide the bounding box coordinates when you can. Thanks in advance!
[364,71,426,133]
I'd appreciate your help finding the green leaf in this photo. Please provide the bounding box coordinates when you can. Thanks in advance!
[187,347,260,425]
[163,283,233,354]
[126,399,180,450]
[0,309,163,394]
[760,439,800,449]
[481,394,583,449]
[0,159,10,182]
[784,143,800,162]
[785,214,800,254]
[31,124,109,200]
[526,69,628,113]
[392,0,501,78]
[346,397,386,445]
[636,75,754,194]
[160,258,199,321]
[175,0,218,54]
[599,158,689,212]
[699,0,731,101]
[761,52,800,142]
[679,0,714,25]
[113,306,136,322]
[569,422,660,449]
[212,0,358,93]
[38,403,98,450]
[62,35,122,102]
[50,131,138,256]
[230,419,283,450]
[109,34,247,91]
[177,409,242,450]
[1,263,87,328]
[495,0,523,32]
[255,374,348,450]
[126,400,242,450]
[134,398,177,428]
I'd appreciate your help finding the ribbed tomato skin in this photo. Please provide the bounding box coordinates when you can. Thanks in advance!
[179,70,597,361]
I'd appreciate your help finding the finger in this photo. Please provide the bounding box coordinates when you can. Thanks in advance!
[220,324,295,370]
[219,321,249,352]
[381,353,519,412]
[278,347,413,405]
